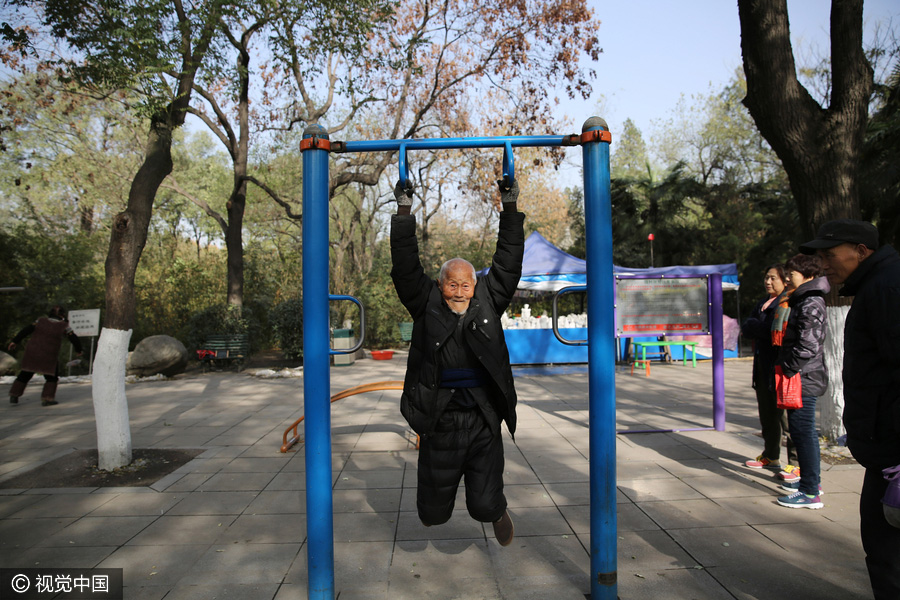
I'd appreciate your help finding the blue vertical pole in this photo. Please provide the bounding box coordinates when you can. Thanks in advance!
[709,274,726,431]
[301,124,335,599]
[582,117,617,599]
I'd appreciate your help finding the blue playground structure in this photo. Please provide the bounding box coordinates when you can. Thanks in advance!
[301,118,616,599]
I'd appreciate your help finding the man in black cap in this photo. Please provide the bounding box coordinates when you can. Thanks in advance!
[801,219,900,599]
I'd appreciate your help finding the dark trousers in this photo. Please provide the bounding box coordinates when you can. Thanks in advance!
[417,407,506,525]
[755,383,796,464]
[10,370,59,400]
[786,395,820,496]
[860,467,900,599]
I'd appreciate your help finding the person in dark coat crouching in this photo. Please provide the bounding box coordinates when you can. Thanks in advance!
[801,219,900,600]
[7,305,83,406]
[390,177,523,546]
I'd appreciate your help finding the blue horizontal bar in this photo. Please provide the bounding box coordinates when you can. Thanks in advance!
[333,134,580,153]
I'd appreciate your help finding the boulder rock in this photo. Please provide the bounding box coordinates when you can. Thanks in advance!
[0,351,16,375]
[127,335,188,377]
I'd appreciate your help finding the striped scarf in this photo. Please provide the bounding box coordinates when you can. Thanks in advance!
[771,289,793,346]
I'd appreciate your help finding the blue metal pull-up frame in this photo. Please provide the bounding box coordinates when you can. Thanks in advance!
[300,117,615,599]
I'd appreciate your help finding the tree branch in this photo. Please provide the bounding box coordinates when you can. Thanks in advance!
[244,175,302,221]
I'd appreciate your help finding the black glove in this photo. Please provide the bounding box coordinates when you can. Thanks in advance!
[497,178,519,203]
[393,179,414,206]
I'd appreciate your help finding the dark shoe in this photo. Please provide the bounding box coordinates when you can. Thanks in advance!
[9,396,18,405]
[492,510,514,546]
[41,399,58,406]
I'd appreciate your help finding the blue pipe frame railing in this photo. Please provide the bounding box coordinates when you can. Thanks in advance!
[300,118,616,600]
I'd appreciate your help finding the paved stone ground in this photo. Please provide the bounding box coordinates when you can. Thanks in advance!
[0,356,870,599]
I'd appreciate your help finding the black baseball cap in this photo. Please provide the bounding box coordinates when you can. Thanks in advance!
[799,219,879,254]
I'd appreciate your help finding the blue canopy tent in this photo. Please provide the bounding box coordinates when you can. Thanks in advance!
[478,231,742,364]
[479,231,740,291]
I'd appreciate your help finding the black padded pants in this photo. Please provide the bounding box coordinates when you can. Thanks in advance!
[417,407,506,525]
[860,467,900,599]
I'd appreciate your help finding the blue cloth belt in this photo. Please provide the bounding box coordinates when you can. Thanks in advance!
[440,368,491,389]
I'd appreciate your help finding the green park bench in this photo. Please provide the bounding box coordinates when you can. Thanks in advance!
[197,333,250,371]
[399,322,413,344]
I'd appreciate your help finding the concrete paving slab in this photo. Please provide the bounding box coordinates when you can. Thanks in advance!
[2,544,117,569]
[0,358,874,599]
[637,498,749,529]
[681,473,774,498]
[197,471,277,492]
[334,469,405,490]
[705,563,871,600]
[178,543,300,585]
[617,529,701,569]
[0,516,77,552]
[98,544,209,587]
[333,487,402,513]
[166,491,257,515]
[154,472,213,493]
[245,489,307,514]
[495,576,592,600]
[127,515,235,546]
[396,510,485,541]
[616,567,733,600]
[220,513,306,544]
[163,583,282,600]
[618,477,707,502]
[88,492,183,516]
[0,493,43,517]
[5,491,114,518]
[667,524,793,568]
[117,587,170,600]
[37,515,157,547]
[503,483,555,508]
[218,456,289,472]
[504,506,573,537]
[333,511,399,543]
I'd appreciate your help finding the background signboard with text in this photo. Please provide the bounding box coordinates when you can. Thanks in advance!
[68,309,101,338]
[615,277,708,337]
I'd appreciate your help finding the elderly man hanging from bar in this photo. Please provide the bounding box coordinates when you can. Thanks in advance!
[390,175,523,546]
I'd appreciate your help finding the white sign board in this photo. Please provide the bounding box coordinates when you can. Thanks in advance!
[69,309,101,337]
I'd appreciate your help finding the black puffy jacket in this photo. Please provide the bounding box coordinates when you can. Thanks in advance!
[390,211,525,438]
[776,276,830,397]
[839,244,900,469]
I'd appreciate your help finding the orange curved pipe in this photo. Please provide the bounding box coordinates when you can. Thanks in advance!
[280,380,409,452]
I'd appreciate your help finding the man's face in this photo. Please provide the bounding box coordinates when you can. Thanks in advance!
[440,262,475,314]
[817,243,869,286]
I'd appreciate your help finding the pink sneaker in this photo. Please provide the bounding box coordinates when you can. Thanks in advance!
[745,455,781,470]
[778,465,800,482]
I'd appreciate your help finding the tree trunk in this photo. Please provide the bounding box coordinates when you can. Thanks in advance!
[737,0,872,233]
[225,31,252,308]
[226,182,246,308]
[821,305,850,441]
[92,328,132,470]
[92,117,175,470]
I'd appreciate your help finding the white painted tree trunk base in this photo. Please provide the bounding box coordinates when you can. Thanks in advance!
[92,327,133,471]
[821,305,850,442]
